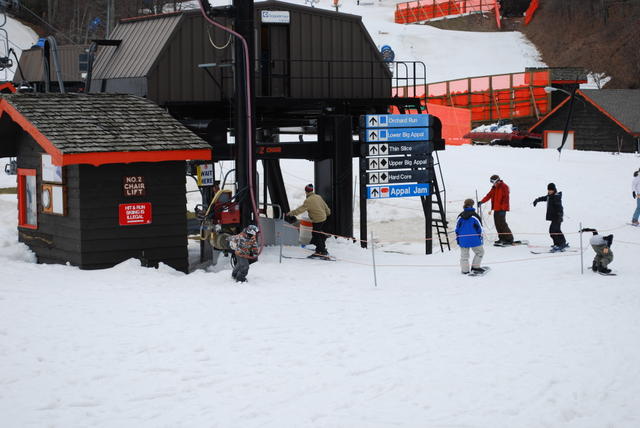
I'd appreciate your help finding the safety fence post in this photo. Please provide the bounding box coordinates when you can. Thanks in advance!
[371,230,378,287]
[278,232,283,264]
[579,223,583,274]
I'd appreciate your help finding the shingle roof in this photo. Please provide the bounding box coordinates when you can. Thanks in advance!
[0,93,210,163]
[580,89,640,134]
[92,13,182,79]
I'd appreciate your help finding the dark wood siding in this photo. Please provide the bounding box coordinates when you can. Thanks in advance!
[146,4,390,104]
[16,137,189,272]
[531,96,637,152]
[77,162,189,272]
[16,135,83,266]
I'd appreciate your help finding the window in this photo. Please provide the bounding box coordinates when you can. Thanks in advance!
[79,53,88,73]
[17,169,37,229]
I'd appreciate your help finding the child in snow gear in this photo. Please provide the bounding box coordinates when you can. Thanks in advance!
[229,225,259,282]
[631,169,640,226]
[533,182,568,252]
[581,228,614,274]
[455,199,486,275]
[287,184,331,255]
[478,174,515,245]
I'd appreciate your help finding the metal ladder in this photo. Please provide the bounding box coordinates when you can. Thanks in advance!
[431,151,450,252]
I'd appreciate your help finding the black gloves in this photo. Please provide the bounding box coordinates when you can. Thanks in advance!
[477,201,483,207]
[634,191,637,199]
[532,200,537,207]
[284,215,297,224]
[604,234,614,247]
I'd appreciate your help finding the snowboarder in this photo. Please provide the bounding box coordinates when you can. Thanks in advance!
[285,184,331,256]
[631,169,640,226]
[455,199,486,275]
[580,228,614,274]
[478,174,515,245]
[229,224,259,283]
[533,182,568,252]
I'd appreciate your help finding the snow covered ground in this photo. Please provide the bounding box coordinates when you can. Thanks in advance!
[2,3,638,427]
[2,146,640,427]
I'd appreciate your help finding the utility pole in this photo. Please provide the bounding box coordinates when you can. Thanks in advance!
[233,0,257,227]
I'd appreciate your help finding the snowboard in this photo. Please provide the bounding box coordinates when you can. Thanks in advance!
[493,240,529,247]
[587,267,617,276]
[627,223,639,227]
[530,248,579,254]
[467,266,491,277]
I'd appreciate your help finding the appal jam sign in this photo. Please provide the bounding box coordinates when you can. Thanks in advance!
[123,176,146,197]
[119,203,152,226]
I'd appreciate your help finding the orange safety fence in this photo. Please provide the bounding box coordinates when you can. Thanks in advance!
[524,0,539,25]
[394,69,551,124]
[390,102,472,146]
[395,0,498,24]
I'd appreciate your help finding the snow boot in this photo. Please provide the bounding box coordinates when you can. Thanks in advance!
[591,261,598,272]
[598,266,612,275]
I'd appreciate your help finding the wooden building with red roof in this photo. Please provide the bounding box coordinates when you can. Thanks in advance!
[529,89,640,153]
[0,93,211,272]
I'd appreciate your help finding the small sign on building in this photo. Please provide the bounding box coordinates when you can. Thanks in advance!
[123,176,146,197]
[119,203,152,226]
[196,164,214,186]
[261,10,290,24]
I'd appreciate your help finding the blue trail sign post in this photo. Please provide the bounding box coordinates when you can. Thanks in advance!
[359,113,442,254]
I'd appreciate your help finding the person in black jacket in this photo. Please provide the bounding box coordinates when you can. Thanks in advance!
[533,182,568,252]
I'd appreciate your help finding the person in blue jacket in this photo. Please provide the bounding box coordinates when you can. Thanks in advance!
[455,199,486,275]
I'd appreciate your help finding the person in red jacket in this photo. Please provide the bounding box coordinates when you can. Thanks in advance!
[478,174,515,245]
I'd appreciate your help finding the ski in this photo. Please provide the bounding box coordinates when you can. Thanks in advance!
[282,254,336,261]
[626,223,639,227]
[530,248,579,254]
[493,240,529,247]
[467,266,491,277]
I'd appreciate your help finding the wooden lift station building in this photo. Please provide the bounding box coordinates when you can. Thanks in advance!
[0,93,211,272]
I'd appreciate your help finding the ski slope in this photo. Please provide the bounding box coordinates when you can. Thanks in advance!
[2,146,640,427]
[2,3,638,428]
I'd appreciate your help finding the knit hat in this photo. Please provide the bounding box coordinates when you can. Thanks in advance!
[547,182,557,192]
[490,174,500,183]
[463,198,475,208]
[305,183,314,193]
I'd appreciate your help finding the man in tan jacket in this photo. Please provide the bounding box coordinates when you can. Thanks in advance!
[286,184,331,255]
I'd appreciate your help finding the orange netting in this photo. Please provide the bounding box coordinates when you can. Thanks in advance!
[389,102,472,146]
[394,70,551,124]
[395,0,499,24]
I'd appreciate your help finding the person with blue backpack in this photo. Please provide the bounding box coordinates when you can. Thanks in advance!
[455,199,486,275]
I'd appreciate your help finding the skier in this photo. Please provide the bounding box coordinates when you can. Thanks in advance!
[631,169,640,226]
[533,182,568,252]
[228,224,259,283]
[580,228,614,275]
[478,174,515,245]
[285,184,331,256]
[455,199,486,275]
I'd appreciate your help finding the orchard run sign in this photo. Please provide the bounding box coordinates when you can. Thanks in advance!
[123,176,145,197]
[119,203,152,226]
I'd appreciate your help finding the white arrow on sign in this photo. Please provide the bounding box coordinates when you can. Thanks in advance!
[368,144,379,156]
[368,158,379,169]
[369,130,378,141]
[368,172,379,184]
